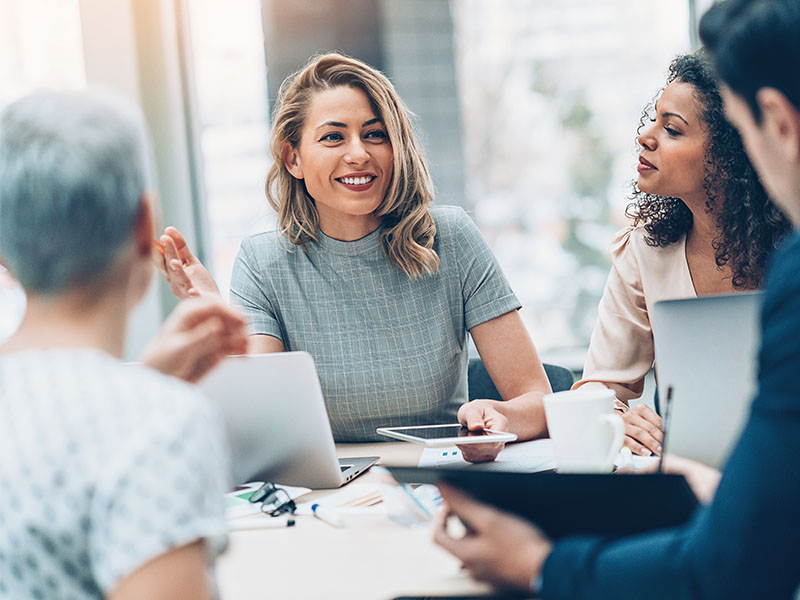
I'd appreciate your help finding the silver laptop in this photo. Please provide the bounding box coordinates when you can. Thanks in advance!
[651,292,762,468]
[200,352,378,488]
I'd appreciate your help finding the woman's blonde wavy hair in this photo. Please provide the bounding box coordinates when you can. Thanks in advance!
[265,52,439,278]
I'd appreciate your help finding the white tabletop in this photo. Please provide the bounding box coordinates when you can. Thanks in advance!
[216,442,493,599]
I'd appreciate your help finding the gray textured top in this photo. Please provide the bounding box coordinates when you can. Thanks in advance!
[0,349,228,599]
[230,205,521,441]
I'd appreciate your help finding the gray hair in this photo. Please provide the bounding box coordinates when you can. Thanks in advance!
[0,89,153,294]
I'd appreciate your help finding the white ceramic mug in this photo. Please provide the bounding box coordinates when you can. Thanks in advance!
[543,388,625,473]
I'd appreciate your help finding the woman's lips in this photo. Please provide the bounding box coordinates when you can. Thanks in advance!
[336,174,377,191]
[638,156,657,172]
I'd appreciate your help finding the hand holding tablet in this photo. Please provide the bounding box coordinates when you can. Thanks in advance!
[376,424,517,447]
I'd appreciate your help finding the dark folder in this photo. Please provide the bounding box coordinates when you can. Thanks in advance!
[387,466,699,539]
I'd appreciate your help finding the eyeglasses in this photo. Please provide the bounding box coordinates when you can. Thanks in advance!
[248,481,296,517]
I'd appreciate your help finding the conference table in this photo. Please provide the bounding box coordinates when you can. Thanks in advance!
[216,441,502,599]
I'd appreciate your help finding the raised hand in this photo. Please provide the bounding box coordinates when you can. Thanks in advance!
[153,226,221,299]
[140,297,248,382]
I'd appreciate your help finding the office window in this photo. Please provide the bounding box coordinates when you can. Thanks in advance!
[453,0,691,363]
[185,0,272,298]
[0,0,86,342]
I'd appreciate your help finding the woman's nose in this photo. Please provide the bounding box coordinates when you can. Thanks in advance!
[637,123,658,151]
[344,138,370,164]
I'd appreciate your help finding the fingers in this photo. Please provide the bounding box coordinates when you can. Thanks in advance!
[622,406,663,456]
[163,226,197,263]
[458,403,487,431]
[458,441,505,463]
[436,484,500,534]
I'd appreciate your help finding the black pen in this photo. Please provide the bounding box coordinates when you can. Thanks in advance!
[658,386,673,473]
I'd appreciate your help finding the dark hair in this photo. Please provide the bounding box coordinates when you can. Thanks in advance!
[700,0,800,122]
[626,52,789,289]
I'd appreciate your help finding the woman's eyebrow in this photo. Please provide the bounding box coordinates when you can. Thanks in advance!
[662,111,690,126]
[314,120,347,131]
[362,117,382,127]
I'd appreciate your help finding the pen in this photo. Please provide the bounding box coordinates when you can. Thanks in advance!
[153,239,166,256]
[658,386,674,473]
[311,503,345,528]
[228,515,296,531]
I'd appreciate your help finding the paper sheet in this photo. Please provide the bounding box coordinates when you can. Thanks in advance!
[418,439,558,473]
[296,483,386,516]
[419,439,659,473]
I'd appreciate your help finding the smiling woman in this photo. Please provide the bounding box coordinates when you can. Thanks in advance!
[281,86,394,242]
[155,53,553,457]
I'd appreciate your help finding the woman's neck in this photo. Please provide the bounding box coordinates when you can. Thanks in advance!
[317,212,381,242]
[684,192,720,251]
[1,288,129,358]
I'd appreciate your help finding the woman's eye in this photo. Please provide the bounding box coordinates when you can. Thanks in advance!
[364,129,387,141]
[665,126,682,137]
[319,132,343,142]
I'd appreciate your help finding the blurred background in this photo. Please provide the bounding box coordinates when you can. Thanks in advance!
[0,0,711,369]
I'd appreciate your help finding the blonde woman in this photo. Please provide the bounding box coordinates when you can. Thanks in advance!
[157,53,551,458]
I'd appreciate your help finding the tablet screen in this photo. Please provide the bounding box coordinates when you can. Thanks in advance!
[393,426,492,440]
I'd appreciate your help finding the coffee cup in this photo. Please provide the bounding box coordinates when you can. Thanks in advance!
[543,388,624,473]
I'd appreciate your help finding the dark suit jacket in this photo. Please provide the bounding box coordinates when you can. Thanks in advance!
[542,231,800,599]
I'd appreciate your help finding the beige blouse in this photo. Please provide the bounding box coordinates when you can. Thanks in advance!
[573,225,697,402]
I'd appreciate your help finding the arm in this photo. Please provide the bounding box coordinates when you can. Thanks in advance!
[541,236,800,599]
[460,310,551,441]
[110,541,213,600]
[576,228,663,456]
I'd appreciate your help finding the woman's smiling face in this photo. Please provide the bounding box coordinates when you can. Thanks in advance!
[636,81,709,203]
[283,85,394,238]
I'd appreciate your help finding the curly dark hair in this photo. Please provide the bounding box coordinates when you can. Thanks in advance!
[626,51,789,289]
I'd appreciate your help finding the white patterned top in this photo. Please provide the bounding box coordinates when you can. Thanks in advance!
[0,349,229,599]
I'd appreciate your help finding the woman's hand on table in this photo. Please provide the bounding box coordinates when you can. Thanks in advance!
[433,483,552,592]
[140,297,248,382]
[619,403,663,456]
[456,400,508,463]
[154,226,221,299]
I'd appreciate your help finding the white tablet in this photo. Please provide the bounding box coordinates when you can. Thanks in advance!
[376,424,517,447]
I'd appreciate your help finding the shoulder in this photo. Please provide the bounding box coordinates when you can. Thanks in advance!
[236,229,299,273]
[608,225,684,281]
[762,231,800,317]
[430,205,475,235]
[430,205,485,254]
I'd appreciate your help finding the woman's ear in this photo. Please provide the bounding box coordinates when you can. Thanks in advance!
[757,88,800,163]
[283,143,304,179]
[133,192,156,258]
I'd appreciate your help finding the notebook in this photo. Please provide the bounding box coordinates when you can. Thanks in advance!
[200,352,378,488]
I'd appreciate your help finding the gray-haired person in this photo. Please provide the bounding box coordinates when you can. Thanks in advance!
[0,90,247,599]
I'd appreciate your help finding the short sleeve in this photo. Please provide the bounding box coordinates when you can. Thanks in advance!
[88,396,229,593]
[448,209,521,330]
[573,226,654,401]
[230,237,284,342]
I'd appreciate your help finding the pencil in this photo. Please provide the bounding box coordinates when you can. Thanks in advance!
[153,239,165,256]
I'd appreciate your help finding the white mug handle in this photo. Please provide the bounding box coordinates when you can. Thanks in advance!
[599,413,626,470]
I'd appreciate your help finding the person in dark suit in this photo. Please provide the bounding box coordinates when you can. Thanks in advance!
[433,1,800,597]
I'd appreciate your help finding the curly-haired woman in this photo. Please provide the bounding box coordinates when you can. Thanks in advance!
[156,53,552,460]
[573,51,790,457]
